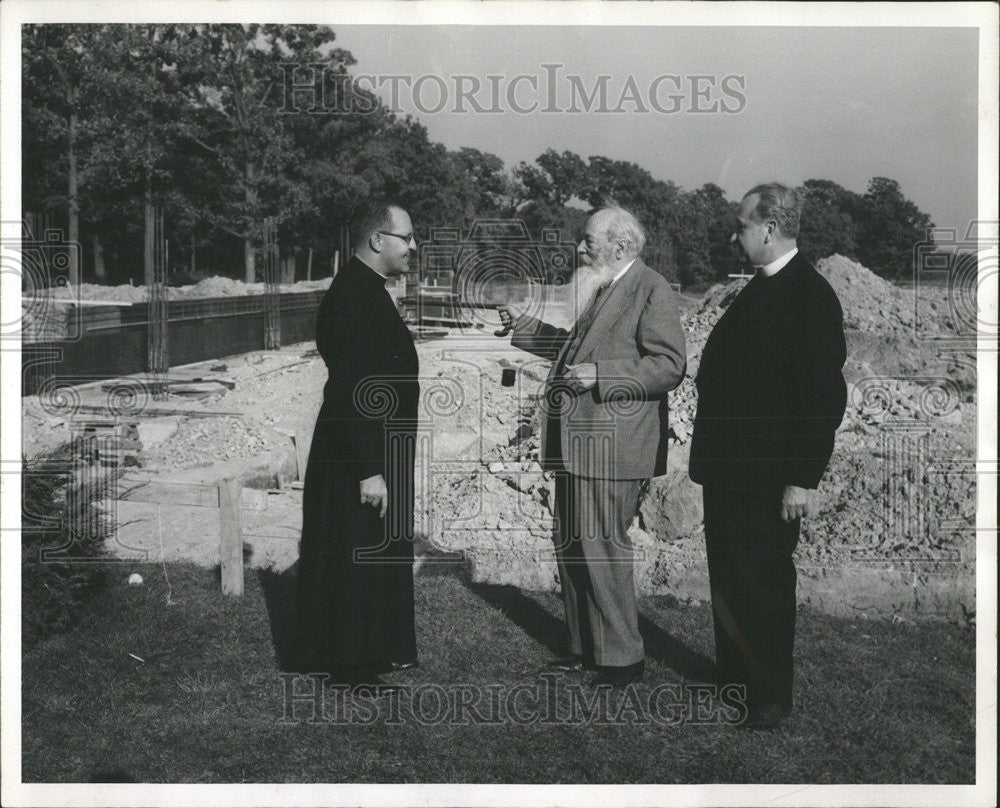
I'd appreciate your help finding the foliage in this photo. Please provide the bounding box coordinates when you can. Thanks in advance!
[855,177,936,279]
[22,25,936,287]
[798,179,861,264]
[22,440,119,648]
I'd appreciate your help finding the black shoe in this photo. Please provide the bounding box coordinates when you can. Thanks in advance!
[544,654,595,673]
[741,703,789,730]
[590,659,644,687]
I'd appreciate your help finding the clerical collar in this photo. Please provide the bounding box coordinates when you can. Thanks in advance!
[757,247,798,277]
[608,258,637,287]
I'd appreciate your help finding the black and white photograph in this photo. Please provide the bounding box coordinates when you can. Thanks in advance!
[1,2,996,806]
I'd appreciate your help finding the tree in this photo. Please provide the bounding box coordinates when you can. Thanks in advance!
[494,168,530,218]
[797,179,860,264]
[534,149,588,206]
[174,24,351,282]
[855,177,934,279]
[87,26,190,286]
[450,146,506,223]
[22,25,108,286]
[668,184,740,287]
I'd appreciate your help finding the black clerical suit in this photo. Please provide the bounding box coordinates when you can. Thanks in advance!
[689,251,846,714]
[294,257,419,675]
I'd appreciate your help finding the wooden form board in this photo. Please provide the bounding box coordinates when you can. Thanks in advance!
[115,475,267,596]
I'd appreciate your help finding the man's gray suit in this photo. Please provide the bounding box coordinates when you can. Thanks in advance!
[512,259,686,666]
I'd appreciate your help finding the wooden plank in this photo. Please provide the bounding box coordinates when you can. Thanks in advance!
[254,359,311,379]
[117,478,221,508]
[116,477,266,511]
[294,429,308,483]
[100,376,236,392]
[37,297,136,307]
[69,404,243,419]
[219,478,244,596]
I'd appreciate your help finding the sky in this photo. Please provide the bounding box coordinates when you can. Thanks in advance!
[332,25,979,231]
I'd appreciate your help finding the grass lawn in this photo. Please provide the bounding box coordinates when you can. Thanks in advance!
[22,562,975,784]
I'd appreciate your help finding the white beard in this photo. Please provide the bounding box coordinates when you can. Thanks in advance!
[568,264,612,322]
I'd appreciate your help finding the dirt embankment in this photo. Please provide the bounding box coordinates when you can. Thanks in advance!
[36,276,334,303]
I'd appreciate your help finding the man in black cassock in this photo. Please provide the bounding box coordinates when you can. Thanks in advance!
[294,200,419,685]
[689,183,847,729]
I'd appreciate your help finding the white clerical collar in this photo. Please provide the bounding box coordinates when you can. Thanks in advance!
[608,258,637,287]
[757,247,798,277]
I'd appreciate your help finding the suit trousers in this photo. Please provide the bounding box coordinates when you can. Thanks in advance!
[702,485,800,713]
[553,472,645,667]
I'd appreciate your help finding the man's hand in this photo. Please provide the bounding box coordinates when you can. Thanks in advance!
[360,474,388,518]
[780,485,811,522]
[564,362,598,392]
[495,303,525,337]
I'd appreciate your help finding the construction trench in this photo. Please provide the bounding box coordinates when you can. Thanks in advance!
[20,254,977,623]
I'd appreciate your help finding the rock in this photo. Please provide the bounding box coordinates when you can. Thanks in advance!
[487,461,504,474]
[509,423,534,444]
[639,444,703,538]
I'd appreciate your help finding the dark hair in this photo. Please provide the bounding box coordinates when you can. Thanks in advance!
[349,200,400,249]
[744,183,803,239]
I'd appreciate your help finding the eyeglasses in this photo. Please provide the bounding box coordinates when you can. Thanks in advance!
[378,231,416,245]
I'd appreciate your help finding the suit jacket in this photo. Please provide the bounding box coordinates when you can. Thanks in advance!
[689,252,847,497]
[313,256,420,483]
[512,258,686,480]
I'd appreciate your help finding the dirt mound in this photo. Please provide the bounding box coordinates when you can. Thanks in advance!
[28,276,333,304]
[42,282,156,303]
[176,277,332,298]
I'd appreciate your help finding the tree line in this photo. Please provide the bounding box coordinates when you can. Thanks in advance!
[22,24,936,289]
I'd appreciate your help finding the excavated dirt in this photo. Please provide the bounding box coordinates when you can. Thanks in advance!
[37,276,334,303]
[20,256,978,621]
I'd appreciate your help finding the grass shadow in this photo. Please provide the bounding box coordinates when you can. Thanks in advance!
[256,562,299,671]
[460,579,566,658]
[638,611,715,683]
[460,578,715,680]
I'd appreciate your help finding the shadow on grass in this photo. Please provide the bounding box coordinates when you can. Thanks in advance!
[459,578,716,683]
[257,563,299,671]
[638,612,715,683]
[461,579,566,657]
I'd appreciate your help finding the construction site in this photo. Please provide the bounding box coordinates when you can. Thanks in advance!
[20,242,977,623]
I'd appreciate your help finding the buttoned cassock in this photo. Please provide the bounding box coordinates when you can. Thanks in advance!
[294,256,420,674]
[512,259,686,666]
